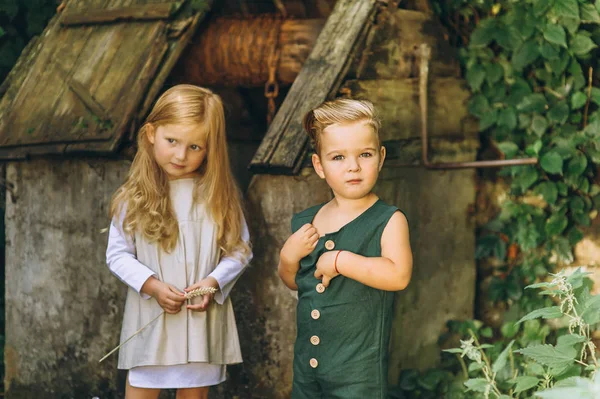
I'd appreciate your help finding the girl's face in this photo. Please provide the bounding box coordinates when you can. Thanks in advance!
[147,123,207,180]
[312,121,385,200]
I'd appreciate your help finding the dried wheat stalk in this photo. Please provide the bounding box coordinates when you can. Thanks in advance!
[99,286,219,363]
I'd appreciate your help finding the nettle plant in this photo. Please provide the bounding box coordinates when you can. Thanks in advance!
[449,0,600,308]
[445,269,600,398]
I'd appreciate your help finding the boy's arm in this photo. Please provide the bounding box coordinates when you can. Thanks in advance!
[279,222,319,290]
[317,211,412,291]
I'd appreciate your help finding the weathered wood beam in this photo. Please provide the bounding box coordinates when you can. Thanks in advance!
[61,2,184,26]
[179,18,325,87]
[250,0,380,174]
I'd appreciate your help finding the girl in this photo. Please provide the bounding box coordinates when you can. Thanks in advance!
[278,99,413,398]
[106,84,252,399]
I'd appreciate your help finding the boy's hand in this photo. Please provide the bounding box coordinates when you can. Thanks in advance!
[184,277,219,312]
[314,250,341,287]
[280,223,319,265]
[142,277,186,314]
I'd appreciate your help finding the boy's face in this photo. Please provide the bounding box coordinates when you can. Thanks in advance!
[312,121,385,200]
[147,123,207,180]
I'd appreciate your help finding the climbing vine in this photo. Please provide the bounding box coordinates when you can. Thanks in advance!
[392,0,600,397]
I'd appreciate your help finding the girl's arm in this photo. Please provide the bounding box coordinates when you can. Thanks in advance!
[315,211,412,291]
[106,218,157,299]
[206,218,253,305]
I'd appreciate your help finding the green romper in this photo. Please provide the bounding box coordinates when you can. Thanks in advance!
[291,199,402,399]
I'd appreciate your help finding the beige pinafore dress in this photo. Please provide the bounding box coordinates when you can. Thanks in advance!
[118,178,243,387]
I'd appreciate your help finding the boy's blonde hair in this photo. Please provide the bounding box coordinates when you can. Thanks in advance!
[303,98,381,155]
[110,84,250,259]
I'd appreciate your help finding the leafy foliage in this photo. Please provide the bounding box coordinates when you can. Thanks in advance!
[0,0,57,84]
[441,270,599,398]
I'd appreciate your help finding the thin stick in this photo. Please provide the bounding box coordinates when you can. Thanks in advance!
[98,287,217,363]
[99,311,164,363]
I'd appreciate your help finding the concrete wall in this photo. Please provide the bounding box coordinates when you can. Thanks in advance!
[4,159,130,398]
[216,163,477,398]
[4,157,476,398]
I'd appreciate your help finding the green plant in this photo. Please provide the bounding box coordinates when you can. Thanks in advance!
[444,269,599,398]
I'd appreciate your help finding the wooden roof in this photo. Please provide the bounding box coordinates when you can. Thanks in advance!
[0,0,211,160]
[249,0,382,174]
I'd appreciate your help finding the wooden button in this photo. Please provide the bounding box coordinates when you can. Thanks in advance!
[311,309,320,320]
[310,358,318,368]
[325,240,335,250]
[310,335,320,345]
[316,283,325,293]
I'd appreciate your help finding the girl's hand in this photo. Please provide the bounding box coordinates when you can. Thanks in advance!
[143,277,186,314]
[314,250,341,287]
[184,277,219,312]
[280,223,319,265]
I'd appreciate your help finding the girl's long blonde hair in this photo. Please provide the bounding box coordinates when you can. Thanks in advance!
[110,85,250,259]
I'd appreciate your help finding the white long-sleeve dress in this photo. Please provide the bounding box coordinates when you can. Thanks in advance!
[106,177,252,388]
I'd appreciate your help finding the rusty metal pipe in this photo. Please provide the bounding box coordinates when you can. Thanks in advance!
[387,44,538,170]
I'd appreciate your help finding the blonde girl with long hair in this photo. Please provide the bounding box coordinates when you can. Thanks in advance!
[106,84,252,399]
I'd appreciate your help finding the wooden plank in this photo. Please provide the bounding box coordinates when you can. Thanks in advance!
[66,22,169,153]
[249,0,380,174]
[139,11,205,120]
[61,2,183,26]
[0,1,106,147]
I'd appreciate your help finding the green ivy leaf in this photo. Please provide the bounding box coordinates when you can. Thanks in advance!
[569,60,586,91]
[554,236,574,263]
[547,101,570,125]
[470,19,498,48]
[485,63,504,84]
[559,16,581,35]
[515,344,577,375]
[534,0,554,17]
[498,107,518,129]
[546,213,568,236]
[566,151,588,176]
[479,109,498,131]
[540,151,564,174]
[552,0,580,20]
[570,34,598,56]
[541,42,561,59]
[517,93,547,113]
[512,40,541,71]
[531,114,549,136]
[498,141,520,158]
[590,87,600,105]
[543,24,568,47]
[467,64,486,92]
[571,91,587,110]
[496,26,524,50]
[580,3,600,24]
[469,95,490,118]
[514,375,542,393]
[526,139,543,156]
[567,227,584,245]
[535,181,558,204]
